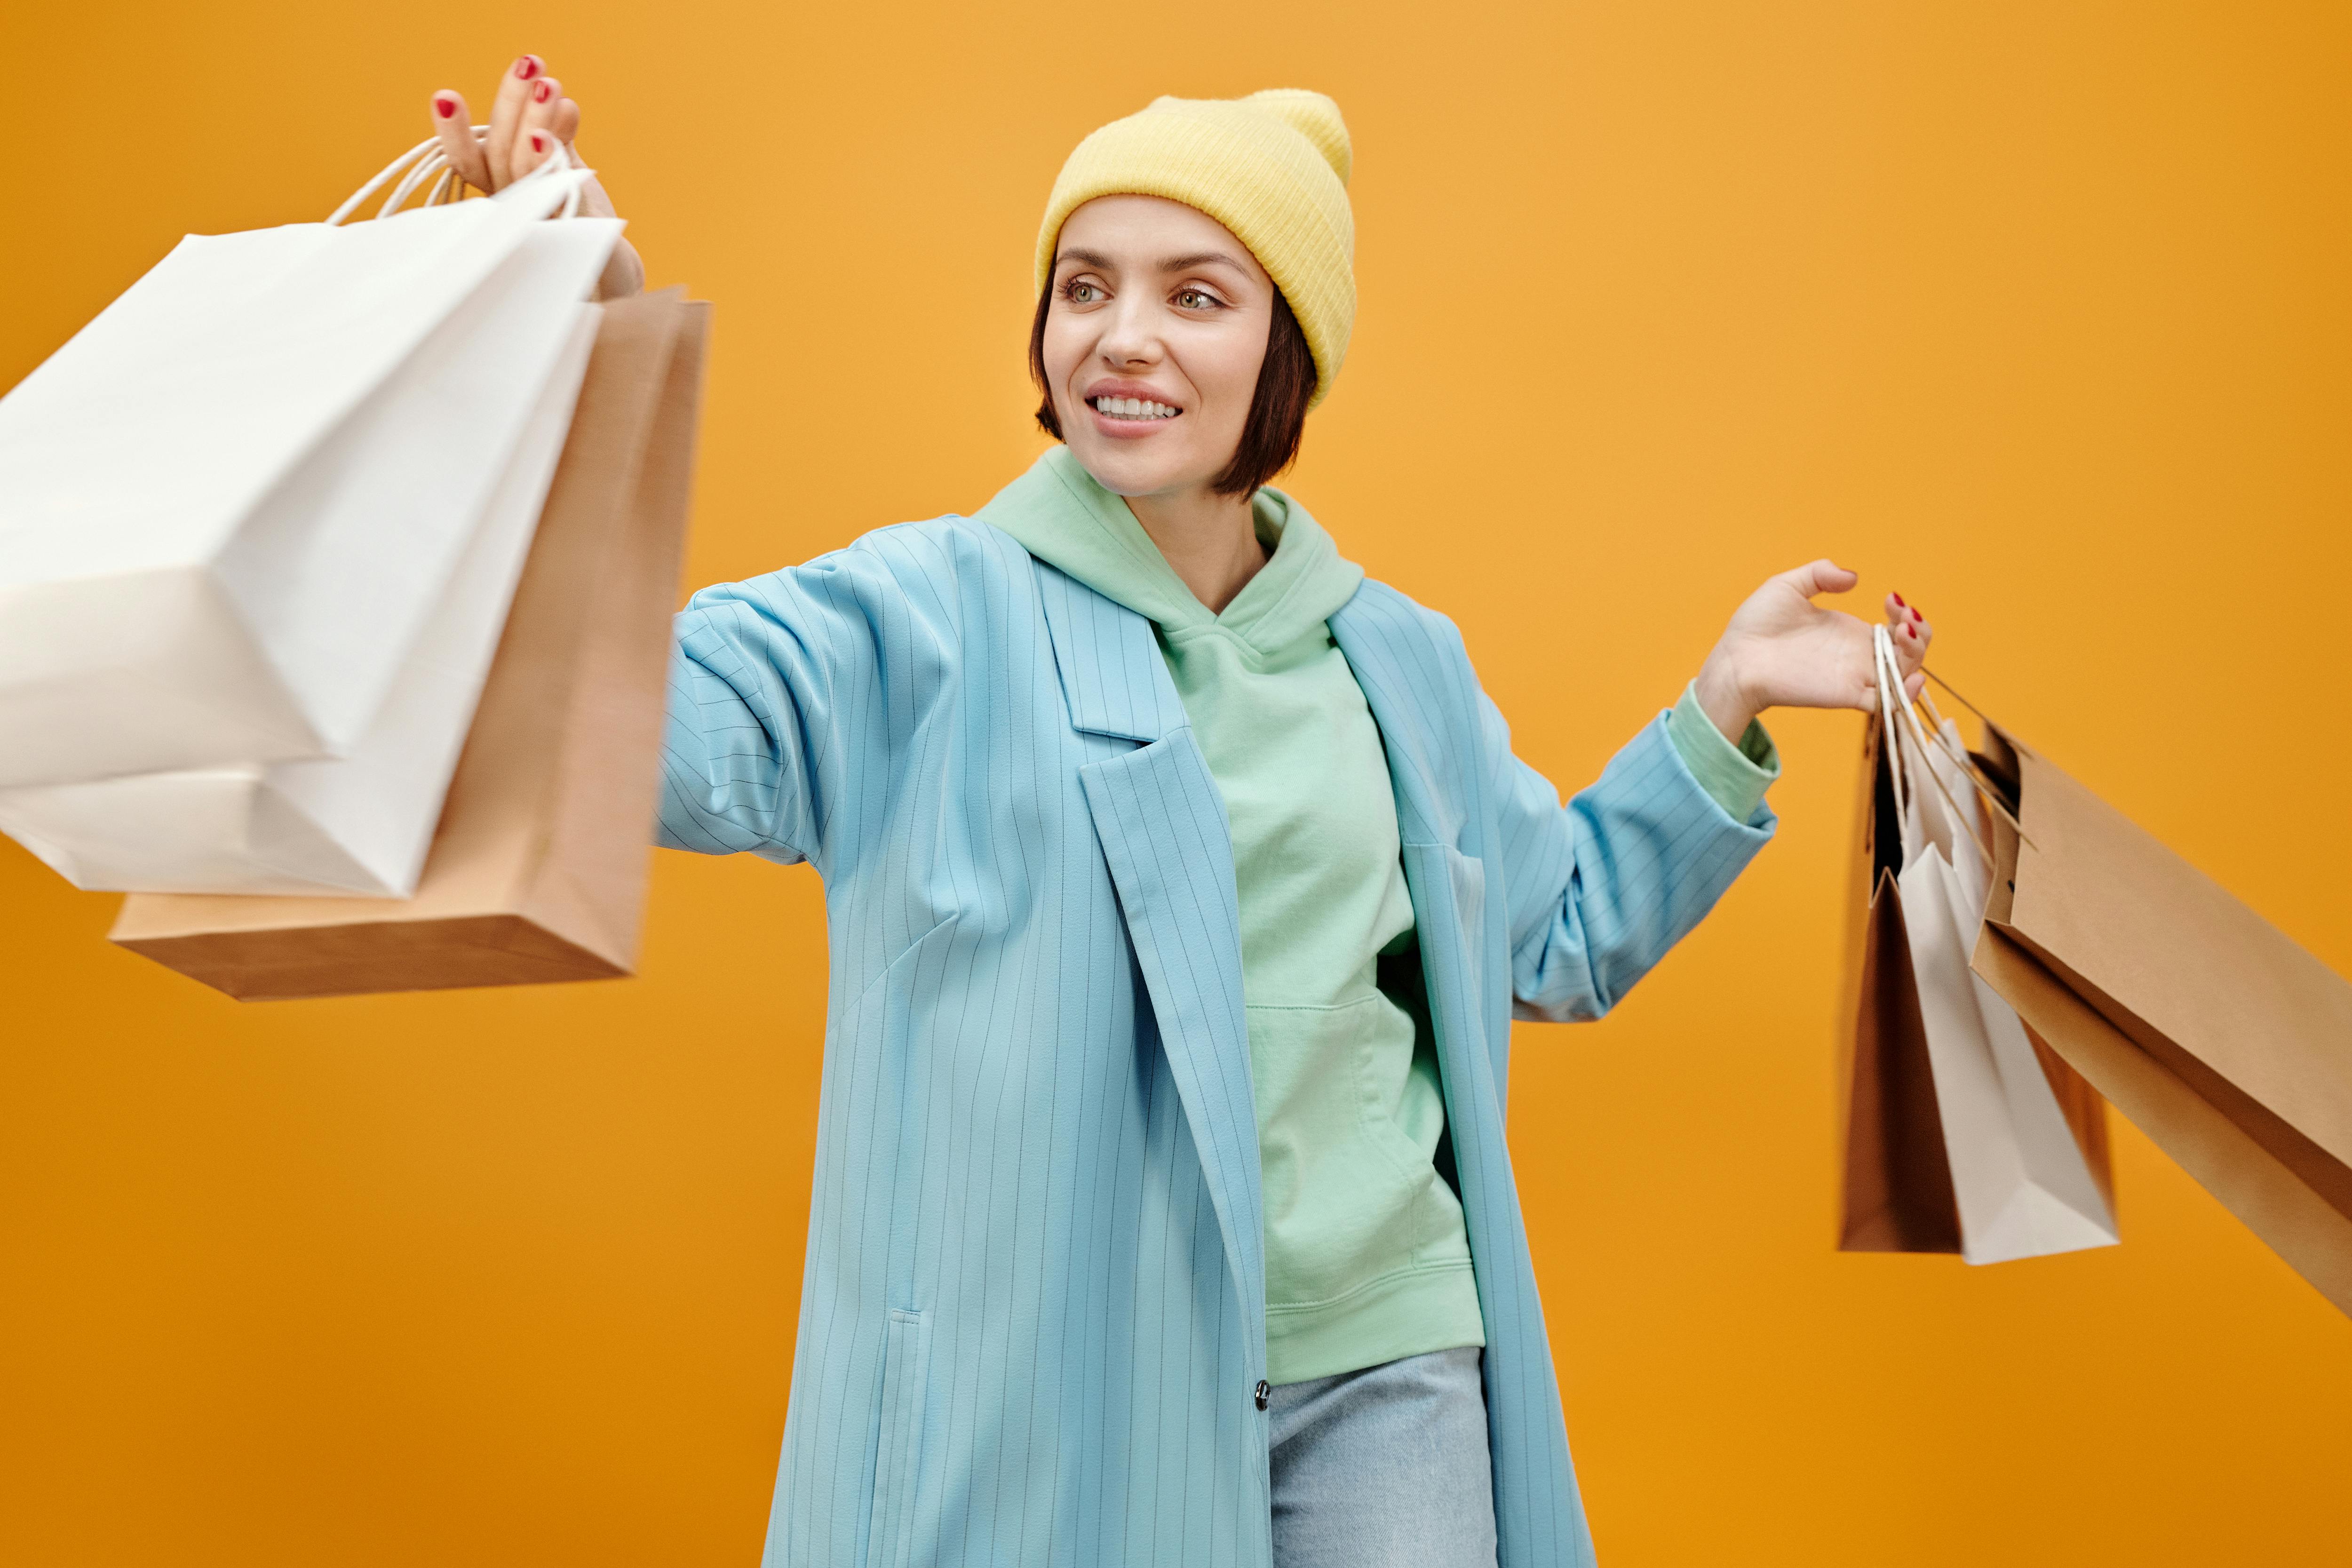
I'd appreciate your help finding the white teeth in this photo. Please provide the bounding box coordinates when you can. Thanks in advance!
[1094,397,1180,419]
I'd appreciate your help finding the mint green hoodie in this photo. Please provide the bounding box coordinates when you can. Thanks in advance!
[983,448,1485,1383]
[981,447,1780,1383]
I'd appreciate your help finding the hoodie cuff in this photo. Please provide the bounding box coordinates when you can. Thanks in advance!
[1666,680,1781,823]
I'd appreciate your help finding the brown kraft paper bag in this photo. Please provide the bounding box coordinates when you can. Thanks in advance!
[108,289,710,1000]
[1967,723,2352,1313]
[1836,718,1963,1253]
[1836,717,2114,1255]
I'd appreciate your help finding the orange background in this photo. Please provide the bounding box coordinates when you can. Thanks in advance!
[3,2,2348,1563]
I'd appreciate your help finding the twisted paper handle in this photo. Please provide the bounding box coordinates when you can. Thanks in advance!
[1875,628,2035,856]
[326,132,585,226]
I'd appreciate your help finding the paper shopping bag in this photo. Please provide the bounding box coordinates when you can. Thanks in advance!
[1837,720,1965,1253]
[105,289,707,999]
[0,152,618,788]
[1897,790,2117,1263]
[0,308,599,895]
[1839,631,2116,1262]
[1970,725,2352,1313]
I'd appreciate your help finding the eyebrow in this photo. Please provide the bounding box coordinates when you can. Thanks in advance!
[1157,251,1251,275]
[1053,247,1254,276]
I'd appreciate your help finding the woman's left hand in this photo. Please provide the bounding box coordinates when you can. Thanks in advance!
[427,54,644,301]
[1690,560,1930,741]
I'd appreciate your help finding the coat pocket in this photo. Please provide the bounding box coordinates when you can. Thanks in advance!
[865,1307,930,1568]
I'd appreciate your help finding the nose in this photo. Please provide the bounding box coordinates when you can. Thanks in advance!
[1095,292,1163,370]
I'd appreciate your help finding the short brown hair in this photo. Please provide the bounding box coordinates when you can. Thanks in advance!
[1027,285,1318,498]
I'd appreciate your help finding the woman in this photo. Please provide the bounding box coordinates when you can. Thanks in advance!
[432,63,1931,1568]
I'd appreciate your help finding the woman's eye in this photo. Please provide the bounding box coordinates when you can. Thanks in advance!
[1174,288,1219,310]
[1064,281,1101,304]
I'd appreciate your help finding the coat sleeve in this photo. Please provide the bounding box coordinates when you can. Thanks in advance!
[1482,691,1777,1022]
[656,534,942,873]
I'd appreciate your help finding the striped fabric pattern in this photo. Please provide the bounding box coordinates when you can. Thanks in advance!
[658,516,1774,1568]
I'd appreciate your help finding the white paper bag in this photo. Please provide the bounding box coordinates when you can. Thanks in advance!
[1875,627,2118,1265]
[0,305,600,896]
[0,151,620,789]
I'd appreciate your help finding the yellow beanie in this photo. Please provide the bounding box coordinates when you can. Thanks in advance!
[1034,90,1356,406]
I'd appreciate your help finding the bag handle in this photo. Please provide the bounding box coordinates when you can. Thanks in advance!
[326,132,588,226]
[1872,623,1913,828]
[1875,627,2034,854]
[1877,625,1999,868]
[1911,663,2034,847]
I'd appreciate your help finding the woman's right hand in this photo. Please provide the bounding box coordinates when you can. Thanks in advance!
[427,54,644,301]
[1690,563,1931,742]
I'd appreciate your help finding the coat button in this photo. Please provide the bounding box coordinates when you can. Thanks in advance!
[1254,1379,1271,1411]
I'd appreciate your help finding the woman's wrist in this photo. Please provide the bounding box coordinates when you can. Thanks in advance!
[1692,642,1760,744]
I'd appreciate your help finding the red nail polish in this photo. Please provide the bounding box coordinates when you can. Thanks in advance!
[434,96,457,119]
[531,132,548,154]
[1893,592,1907,607]
[514,55,541,80]
[533,80,553,103]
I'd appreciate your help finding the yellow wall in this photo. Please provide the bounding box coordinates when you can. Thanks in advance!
[3,2,2347,1562]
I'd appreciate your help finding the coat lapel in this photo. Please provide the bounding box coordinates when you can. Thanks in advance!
[1327,593,1468,852]
[1034,565,1192,743]
[1330,590,1517,1111]
[1036,561,1268,1371]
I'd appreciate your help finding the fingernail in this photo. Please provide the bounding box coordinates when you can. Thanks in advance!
[1893,592,1907,607]
[434,96,457,119]
[531,132,548,154]
[1911,606,1922,621]
[533,80,553,103]
[514,55,542,80]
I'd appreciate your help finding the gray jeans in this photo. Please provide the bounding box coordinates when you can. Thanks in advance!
[1266,1346,1501,1568]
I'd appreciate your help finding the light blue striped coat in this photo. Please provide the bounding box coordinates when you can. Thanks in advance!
[658,511,1774,1568]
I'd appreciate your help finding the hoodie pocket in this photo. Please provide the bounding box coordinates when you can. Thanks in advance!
[865,1307,930,1568]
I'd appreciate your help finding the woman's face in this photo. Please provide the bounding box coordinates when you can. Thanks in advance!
[1041,195,1275,501]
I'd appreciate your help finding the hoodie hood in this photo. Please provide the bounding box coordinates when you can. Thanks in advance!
[977,446,1364,659]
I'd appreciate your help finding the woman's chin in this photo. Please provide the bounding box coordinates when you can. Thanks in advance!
[1065,437,1207,500]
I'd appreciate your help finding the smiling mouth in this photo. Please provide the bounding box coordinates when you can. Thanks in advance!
[1090,396,1183,422]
